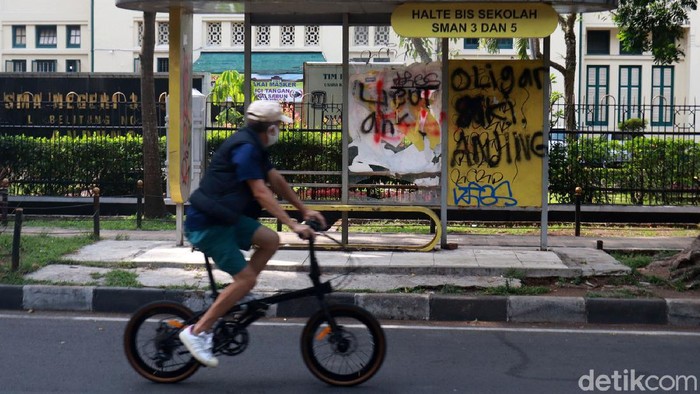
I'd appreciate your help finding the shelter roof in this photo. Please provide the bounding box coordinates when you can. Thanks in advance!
[116,0,618,24]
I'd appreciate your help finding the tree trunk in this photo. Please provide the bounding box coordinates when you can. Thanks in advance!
[141,12,167,218]
[561,14,578,132]
[411,38,432,63]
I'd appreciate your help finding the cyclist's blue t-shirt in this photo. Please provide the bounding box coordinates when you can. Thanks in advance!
[186,142,272,230]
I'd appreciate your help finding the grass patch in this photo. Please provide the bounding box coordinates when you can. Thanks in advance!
[103,269,141,287]
[586,288,657,299]
[22,215,176,231]
[0,234,95,284]
[481,285,550,296]
[388,284,468,294]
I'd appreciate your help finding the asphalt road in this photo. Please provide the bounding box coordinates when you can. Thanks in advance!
[1,311,699,393]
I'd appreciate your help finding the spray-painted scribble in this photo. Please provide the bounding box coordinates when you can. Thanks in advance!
[448,60,546,207]
[348,62,442,175]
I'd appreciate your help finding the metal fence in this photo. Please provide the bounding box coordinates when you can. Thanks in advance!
[1,99,698,206]
[549,101,699,205]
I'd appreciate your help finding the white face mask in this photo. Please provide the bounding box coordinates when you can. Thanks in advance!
[265,124,279,147]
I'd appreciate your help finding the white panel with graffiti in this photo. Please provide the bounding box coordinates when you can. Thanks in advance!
[348,62,443,181]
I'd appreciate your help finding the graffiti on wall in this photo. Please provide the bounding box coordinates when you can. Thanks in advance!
[448,60,546,207]
[348,62,442,178]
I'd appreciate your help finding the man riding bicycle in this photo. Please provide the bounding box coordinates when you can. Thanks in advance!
[179,100,327,367]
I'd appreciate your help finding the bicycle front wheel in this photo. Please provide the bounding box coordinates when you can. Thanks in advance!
[301,304,386,386]
[123,301,200,383]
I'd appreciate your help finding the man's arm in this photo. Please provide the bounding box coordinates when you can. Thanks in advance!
[247,178,319,239]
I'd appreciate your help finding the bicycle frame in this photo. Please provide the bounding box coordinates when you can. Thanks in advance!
[194,235,340,334]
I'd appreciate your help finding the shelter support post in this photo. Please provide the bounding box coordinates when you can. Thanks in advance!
[341,13,350,246]
[440,38,449,248]
[540,36,551,250]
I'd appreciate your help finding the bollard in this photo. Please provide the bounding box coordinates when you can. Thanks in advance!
[136,180,144,229]
[1,178,8,227]
[596,240,604,250]
[12,208,23,271]
[574,186,582,237]
[93,187,100,239]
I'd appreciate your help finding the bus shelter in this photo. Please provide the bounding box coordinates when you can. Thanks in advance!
[116,0,618,250]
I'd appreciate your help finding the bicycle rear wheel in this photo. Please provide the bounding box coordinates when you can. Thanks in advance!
[123,301,200,383]
[301,304,386,386]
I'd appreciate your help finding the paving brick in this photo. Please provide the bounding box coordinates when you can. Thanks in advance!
[24,285,93,311]
[586,298,667,325]
[667,299,700,327]
[0,285,24,310]
[358,293,429,320]
[93,287,186,313]
[430,295,507,321]
[509,296,586,323]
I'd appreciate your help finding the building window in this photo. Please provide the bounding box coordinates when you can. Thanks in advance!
[374,26,390,46]
[280,25,295,46]
[13,26,27,48]
[256,26,270,46]
[587,30,610,55]
[67,25,81,48]
[207,22,222,47]
[231,22,245,46]
[133,58,141,73]
[618,66,642,121]
[463,38,479,49]
[32,60,57,72]
[353,26,369,46]
[66,59,80,72]
[36,25,58,48]
[157,22,169,45]
[5,60,27,72]
[496,38,514,49]
[585,65,609,126]
[619,41,642,55]
[651,66,674,126]
[304,25,319,46]
[136,21,144,46]
[157,57,169,72]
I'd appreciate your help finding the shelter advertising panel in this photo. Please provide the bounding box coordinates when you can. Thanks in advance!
[447,60,546,207]
[348,62,442,180]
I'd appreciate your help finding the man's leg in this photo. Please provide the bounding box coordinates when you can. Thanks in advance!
[191,226,279,334]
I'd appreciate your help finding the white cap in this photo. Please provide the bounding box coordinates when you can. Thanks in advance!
[245,100,293,123]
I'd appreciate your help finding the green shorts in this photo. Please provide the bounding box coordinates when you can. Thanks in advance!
[186,216,262,276]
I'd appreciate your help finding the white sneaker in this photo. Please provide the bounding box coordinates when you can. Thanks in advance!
[178,325,219,367]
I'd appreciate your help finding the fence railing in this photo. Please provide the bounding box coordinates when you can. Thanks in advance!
[1,100,699,206]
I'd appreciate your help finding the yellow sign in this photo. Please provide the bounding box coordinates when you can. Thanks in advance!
[167,7,193,204]
[447,60,545,207]
[391,2,558,38]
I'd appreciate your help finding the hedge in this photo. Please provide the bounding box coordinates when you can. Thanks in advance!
[2,132,698,205]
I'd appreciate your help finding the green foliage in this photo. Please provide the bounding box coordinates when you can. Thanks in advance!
[618,118,647,133]
[613,0,697,64]
[210,70,246,126]
[0,133,165,196]
[548,136,700,204]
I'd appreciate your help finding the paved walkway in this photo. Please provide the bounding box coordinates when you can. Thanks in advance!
[3,228,698,326]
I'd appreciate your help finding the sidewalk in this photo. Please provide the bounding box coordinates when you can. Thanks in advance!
[2,229,699,327]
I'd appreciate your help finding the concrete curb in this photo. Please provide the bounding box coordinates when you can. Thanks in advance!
[3,284,699,327]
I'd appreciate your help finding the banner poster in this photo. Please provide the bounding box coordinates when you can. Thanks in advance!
[447,59,546,207]
[348,62,442,183]
[252,80,304,102]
